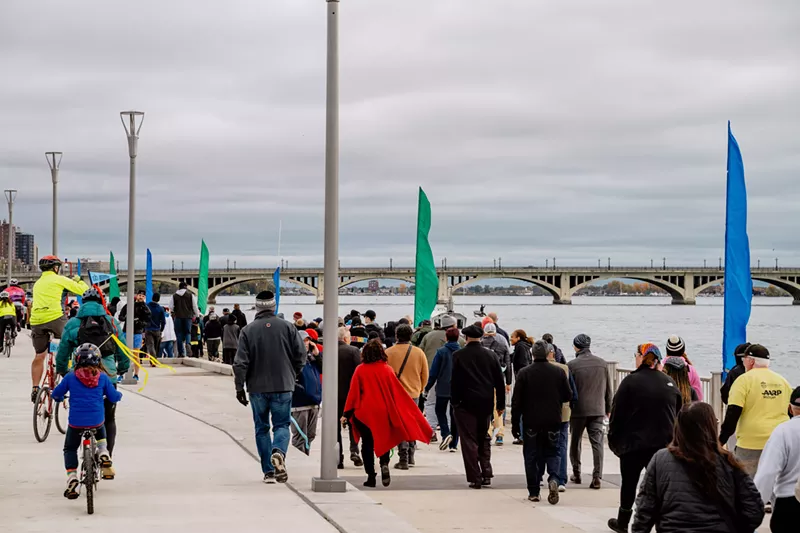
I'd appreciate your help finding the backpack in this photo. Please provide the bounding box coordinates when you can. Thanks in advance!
[293,358,322,407]
[77,315,116,357]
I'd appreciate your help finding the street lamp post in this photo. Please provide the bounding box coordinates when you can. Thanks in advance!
[607,257,611,270]
[663,257,666,270]
[313,0,345,494]
[4,190,17,285]
[45,152,62,256]
[651,259,654,269]
[120,111,144,386]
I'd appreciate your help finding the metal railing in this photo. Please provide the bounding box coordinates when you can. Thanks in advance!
[607,362,724,421]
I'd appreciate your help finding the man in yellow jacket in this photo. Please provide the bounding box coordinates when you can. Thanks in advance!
[29,256,89,402]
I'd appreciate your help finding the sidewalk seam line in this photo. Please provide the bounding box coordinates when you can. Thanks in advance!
[128,389,349,533]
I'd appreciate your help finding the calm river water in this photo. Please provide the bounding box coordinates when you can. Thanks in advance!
[206,295,799,384]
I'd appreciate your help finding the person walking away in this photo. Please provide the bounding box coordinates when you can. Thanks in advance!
[52,343,123,499]
[232,303,247,328]
[385,324,429,470]
[171,282,199,358]
[411,319,432,347]
[720,343,751,405]
[662,356,698,406]
[719,344,793,477]
[336,326,363,469]
[545,342,577,493]
[481,323,512,446]
[486,312,509,342]
[451,324,506,489]
[291,331,323,454]
[567,334,612,489]
[425,327,461,452]
[204,313,223,361]
[160,307,176,358]
[542,333,566,364]
[607,344,682,533]
[118,290,151,380]
[512,340,571,504]
[0,291,18,343]
[29,256,89,402]
[719,344,792,477]
[420,315,464,443]
[363,310,385,344]
[189,316,203,358]
[144,293,166,363]
[665,335,703,401]
[754,386,800,533]
[384,321,397,349]
[349,316,369,350]
[56,288,130,478]
[632,402,764,533]
[343,339,432,488]
[233,291,306,484]
[222,315,240,365]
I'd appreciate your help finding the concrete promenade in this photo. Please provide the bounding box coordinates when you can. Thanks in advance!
[2,333,769,532]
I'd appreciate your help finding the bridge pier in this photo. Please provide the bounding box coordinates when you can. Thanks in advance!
[437,274,450,305]
[553,298,572,305]
[671,298,696,305]
[315,277,324,305]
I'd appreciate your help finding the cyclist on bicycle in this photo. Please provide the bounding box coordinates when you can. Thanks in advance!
[52,343,122,500]
[3,278,26,331]
[30,256,89,402]
[0,291,17,342]
[57,287,130,479]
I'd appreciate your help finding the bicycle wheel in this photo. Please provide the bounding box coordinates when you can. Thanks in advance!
[55,397,69,434]
[33,388,53,442]
[83,447,95,515]
[4,339,10,358]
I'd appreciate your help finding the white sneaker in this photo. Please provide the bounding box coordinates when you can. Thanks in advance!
[558,485,566,493]
[439,434,453,451]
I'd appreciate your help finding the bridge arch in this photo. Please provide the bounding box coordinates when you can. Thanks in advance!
[338,275,416,290]
[567,274,688,303]
[449,275,563,302]
[207,275,319,303]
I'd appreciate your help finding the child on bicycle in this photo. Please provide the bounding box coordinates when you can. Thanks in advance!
[52,343,122,499]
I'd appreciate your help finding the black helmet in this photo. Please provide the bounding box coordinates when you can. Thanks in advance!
[82,288,103,303]
[74,343,101,367]
[39,255,62,272]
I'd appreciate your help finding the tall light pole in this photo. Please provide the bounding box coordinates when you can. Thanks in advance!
[313,0,345,493]
[120,111,144,385]
[45,152,62,256]
[4,190,17,285]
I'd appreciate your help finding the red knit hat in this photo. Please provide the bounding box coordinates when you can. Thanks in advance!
[293,312,303,320]
[481,316,494,328]
[305,328,319,341]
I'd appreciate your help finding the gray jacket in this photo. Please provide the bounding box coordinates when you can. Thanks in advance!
[234,310,306,394]
[566,348,613,418]
[420,329,466,368]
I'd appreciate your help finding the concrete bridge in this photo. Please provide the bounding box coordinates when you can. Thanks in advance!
[10,266,800,305]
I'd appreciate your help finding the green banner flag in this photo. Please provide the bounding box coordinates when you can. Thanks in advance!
[108,251,120,300]
[414,188,438,327]
[198,240,210,314]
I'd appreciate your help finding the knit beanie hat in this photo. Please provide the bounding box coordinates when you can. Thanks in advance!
[663,356,685,370]
[573,334,591,350]
[440,315,457,328]
[255,291,276,311]
[666,335,685,356]
[532,340,550,360]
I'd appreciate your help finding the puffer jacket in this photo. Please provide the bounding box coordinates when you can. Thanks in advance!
[481,335,512,385]
[511,340,532,377]
[632,449,764,533]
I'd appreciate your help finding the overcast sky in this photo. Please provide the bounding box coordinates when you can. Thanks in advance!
[1,0,798,269]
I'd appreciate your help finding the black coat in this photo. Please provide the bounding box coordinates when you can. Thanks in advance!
[608,366,683,457]
[451,341,506,415]
[337,341,361,416]
[511,359,571,435]
[119,301,152,335]
[632,449,764,533]
[231,309,247,329]
[204,319,223,339]
[511,340,532,377]
[720,357,745,405]
[364,322,385,343]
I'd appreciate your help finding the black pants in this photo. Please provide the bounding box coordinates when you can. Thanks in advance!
[337,419,360,464]
[144,331,161,359]
[0,316,16,342]
[453,406,493,484]
[222,348,236,365]
[104,383,118,455]
[64,425,107,471]
[352,418,389,477]
[619,448,660,510]
[523,428,561,497]
[206,339,220,359]
[772,496,800,533]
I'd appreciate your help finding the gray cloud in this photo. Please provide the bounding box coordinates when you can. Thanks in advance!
[1,0,798,270]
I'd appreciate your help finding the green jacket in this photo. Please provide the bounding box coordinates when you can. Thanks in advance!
[56,301,129,377]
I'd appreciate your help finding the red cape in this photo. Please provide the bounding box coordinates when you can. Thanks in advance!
[344,361,432,457]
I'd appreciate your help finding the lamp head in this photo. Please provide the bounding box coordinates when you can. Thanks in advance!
[4,190,17,204]
[45,152,63,172]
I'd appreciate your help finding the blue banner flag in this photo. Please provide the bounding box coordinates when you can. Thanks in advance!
[77,260,83,304]
[273,267,281,314]
[722,122,752,375]
[89,271,116,285]
[146,249,153,303]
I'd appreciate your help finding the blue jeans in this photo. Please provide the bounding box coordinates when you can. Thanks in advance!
[435,395,458,449]
[160,340,174,358]
[538,422,569,486]
[173,318,192,356]
[524,428,561,497]
[249,392,292,474]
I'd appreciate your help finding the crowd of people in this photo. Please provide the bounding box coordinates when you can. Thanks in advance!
[17,256,800,530]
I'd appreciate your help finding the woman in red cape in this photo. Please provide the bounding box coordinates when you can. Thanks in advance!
[343,339,432,487]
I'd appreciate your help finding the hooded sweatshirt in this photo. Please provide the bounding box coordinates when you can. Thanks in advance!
[52,368,122,427]
[172,289,199,319]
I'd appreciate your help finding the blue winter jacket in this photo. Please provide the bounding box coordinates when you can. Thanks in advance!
[52,371,122,428]
[145,301,166,332]
[425,341,460,398]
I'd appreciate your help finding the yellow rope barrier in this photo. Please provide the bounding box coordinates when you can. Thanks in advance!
[108,335,175,392]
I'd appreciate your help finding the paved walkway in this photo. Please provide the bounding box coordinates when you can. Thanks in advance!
[0,333,338,533]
